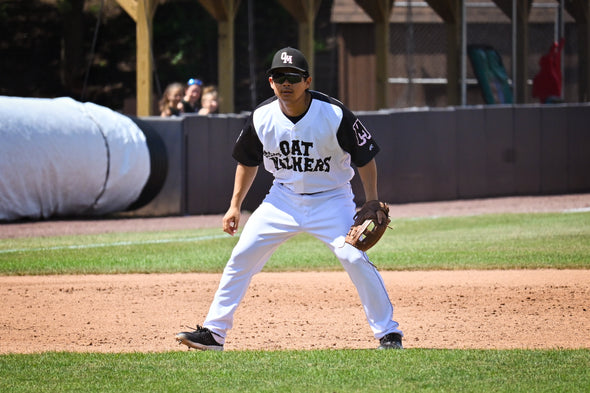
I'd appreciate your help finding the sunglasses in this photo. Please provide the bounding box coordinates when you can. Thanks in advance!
[271,72,305,84]
[188,78,203,86]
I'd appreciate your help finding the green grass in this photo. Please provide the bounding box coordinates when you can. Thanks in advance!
[0,228,236,274]
[1,349,589,393]
[1,212,589,275]
[1,211,589,392]
[369,211,590,269]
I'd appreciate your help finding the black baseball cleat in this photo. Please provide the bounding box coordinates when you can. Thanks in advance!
[377,333,403,349]
[176,325,224,351]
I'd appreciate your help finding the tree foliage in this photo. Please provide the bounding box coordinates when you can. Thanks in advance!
[0,0,337,113]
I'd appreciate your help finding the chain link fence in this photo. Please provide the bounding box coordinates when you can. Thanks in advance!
[388,1,577,108]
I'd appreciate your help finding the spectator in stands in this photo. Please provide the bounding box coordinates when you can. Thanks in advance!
[179,78,203,113]
[198,85,220,115]
[159,82,184,117]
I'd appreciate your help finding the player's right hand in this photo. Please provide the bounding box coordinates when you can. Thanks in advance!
[222,207,241,236]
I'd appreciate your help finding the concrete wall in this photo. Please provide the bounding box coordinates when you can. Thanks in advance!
[130,104,590,216]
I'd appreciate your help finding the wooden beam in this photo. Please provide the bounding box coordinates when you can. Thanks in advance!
[424,0,457,23]
[117,0,137,22]
[116,0,158,116]
[354,0,394,22]
[276,0,321,86]
[492,0,515,18]
[199,0,233,20]
[277,0,320,22]
[354,0,393,109]
[199,0,240,113]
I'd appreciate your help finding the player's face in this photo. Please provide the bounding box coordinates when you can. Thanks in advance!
[269,68,311,103]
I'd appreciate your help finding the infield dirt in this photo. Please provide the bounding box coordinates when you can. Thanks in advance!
[1,194,589,353]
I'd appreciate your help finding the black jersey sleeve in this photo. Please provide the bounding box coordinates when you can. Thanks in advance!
[232,114,263,166]
[336,106,380,167]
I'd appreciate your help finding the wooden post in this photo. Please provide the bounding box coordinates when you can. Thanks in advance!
[374,20,389,109]
[425,0,461,106]
[579,20,590,102]
[565,0,590,102]
[492,0,532,103]
[218,19,235,113]
[445,21,461,106]
[116,0,158,116]
[514,0,530,103]
[277,0,321,88]
[354,0,394,109]
[199,0,240,113]
[136,0,155,116]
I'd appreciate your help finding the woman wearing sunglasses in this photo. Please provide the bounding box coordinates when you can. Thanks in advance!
[177,47,403,351]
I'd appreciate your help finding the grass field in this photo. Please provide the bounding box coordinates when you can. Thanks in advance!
[1,212,589,275]
[1,349,589,393]
[1,211,589,392]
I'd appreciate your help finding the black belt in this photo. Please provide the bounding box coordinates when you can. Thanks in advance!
[280,183,323,196]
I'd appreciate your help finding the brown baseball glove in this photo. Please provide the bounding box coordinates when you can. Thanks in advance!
[345,200,391,252]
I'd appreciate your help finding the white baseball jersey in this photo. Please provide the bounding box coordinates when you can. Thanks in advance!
[233,90,380,194]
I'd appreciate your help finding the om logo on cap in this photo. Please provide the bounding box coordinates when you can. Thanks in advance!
[281,52,293,65]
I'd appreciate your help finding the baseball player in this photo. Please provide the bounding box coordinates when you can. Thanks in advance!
[176,47,403,351]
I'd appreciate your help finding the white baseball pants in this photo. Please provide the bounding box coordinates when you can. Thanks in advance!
[203,182,402,343]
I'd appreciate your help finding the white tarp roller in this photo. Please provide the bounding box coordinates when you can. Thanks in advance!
[0,96,150,221]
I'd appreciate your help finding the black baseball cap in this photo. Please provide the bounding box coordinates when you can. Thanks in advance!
[267,47,309,75]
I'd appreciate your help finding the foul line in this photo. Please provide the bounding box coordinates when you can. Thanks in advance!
[563,207,590,213]
[0,234,232,254]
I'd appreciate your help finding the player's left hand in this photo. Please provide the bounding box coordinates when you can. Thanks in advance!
[375,208,388,225]
[345,200,391,251]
